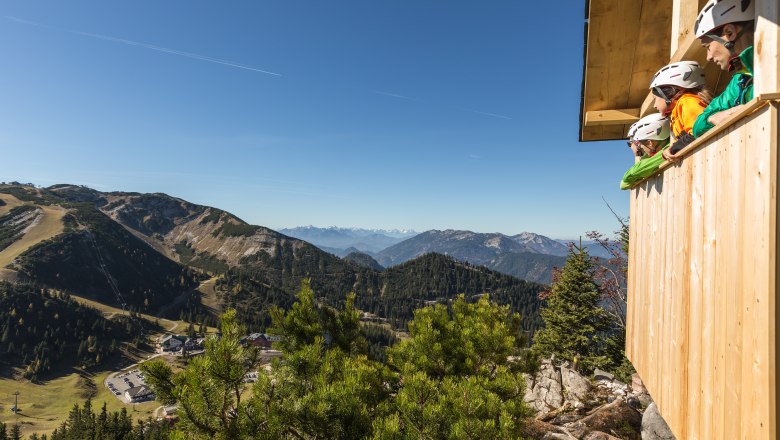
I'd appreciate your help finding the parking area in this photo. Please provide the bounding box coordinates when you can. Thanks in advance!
[106,368,151,403]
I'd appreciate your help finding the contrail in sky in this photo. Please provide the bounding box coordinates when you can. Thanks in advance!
[373,90,513,120]
[6,15,282,77]
[456,107,513,120]
[7,15,512,120]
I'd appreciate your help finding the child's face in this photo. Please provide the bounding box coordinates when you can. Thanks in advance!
[638,140,658,156]
[653,96,669,114]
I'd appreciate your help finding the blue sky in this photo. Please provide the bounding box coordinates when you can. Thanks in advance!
[1,1,630,239]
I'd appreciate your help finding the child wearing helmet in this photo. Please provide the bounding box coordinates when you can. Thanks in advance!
[692,0,755,137]
[620,114,671,190]
[647,61,712,162]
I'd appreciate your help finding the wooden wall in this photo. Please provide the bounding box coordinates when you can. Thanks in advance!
[626,102,779,439]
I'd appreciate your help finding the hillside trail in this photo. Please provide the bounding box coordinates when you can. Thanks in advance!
[70,295,179,333]
[197,276,222,315]
[0,200,67,269]
[154,275,222,320]
[0,193,23,216]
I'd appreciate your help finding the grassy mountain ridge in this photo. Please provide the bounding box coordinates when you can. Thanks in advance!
[11,202,202,312]
[2,184,546,337]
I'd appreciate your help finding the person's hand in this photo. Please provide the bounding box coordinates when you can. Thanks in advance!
[663,149,681,163]
[708,104,746,126]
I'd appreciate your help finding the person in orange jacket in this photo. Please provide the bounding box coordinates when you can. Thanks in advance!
[645,61,712,163]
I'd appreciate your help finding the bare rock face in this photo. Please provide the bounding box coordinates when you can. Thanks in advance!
[525,358,564,414]
[565,399,642,440]
[522,419,577,440]
[631,373,647,394]
[641,403,676,440]
[560,361,591,404]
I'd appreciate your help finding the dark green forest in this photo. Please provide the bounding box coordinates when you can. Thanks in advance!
[217,252,545,334]
[0,282,151,381]
[13,203,202,313]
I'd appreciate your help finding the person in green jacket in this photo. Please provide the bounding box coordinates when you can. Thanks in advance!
[692,0,755,137]
[620,114,671,190]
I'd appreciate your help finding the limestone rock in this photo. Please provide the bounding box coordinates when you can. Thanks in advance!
[641,403,676,440]
[566,399,642,440]
[523,419,576,440]
[526,358,564,415]
[561,362,591,404]
[593,368,614,382]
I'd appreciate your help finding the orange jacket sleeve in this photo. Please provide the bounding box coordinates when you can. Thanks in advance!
[672,94,708,137]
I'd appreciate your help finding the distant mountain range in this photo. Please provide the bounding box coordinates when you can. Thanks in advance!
[280,226,418,254]
[280,226,617,284]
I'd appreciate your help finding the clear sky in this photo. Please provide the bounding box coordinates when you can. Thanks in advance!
[1,1,631,239]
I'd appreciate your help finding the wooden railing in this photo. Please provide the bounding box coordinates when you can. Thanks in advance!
[626,100,779,439]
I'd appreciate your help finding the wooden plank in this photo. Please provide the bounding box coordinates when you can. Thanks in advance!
[771,102,779,440]
[712,128,727,439]
[754,0,780,96]
[582,0,643,113]
[686,147,704,438]
[723,112,746,440]
[627,0,674,107]
[670,0,705,56]
[676,151,692,439]
[584,108,640,127]
[700,135,716,440]
[740,107,774,439]
[580,125,629,142]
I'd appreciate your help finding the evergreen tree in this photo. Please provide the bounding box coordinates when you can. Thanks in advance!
[9,424,20,440]
[141,309,261,439]
[531,244,614,373]
[373,295,532,439]
[252,281,390,439]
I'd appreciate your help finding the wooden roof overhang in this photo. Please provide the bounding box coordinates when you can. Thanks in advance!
[580,0,727,142]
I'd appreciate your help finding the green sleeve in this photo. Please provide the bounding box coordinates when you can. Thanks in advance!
[692,75,741,138]
[620,149,668,190]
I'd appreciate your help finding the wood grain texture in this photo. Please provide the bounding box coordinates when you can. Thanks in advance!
[627,104,778,439]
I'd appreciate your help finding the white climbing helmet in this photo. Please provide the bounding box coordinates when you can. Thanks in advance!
[650,61,706,90]
[694,0,755,39]
[630,113,670,142]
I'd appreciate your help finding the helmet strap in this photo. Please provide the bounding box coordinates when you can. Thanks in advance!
[707,21,753,60]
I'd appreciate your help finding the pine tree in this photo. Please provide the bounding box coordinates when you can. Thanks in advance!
[373,295,532,439]
[9,424,20,440]
[531,244,614,373]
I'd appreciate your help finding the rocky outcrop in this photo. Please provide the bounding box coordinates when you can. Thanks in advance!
[561,361,591,405]
[525,358,564,414]
[523,358,672,440]
[641,403,676,440]
[565,399,642,439]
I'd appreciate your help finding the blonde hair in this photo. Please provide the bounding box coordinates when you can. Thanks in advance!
[694,87,713,105]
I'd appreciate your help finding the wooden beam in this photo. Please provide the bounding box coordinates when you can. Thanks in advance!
[626,0,673,116]
[755,0,780,96]
[584,108,641,126]
[671,0,705,56]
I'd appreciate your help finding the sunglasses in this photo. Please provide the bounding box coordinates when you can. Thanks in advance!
[651,86,677,102]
